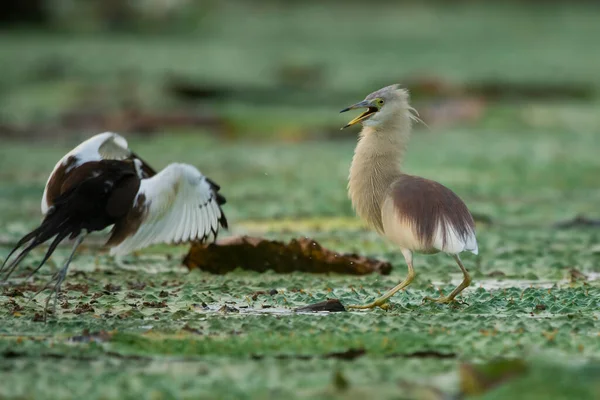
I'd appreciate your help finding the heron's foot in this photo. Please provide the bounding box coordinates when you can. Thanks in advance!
[346,300,390,310]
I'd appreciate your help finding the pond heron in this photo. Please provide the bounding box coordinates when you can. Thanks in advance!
[341,85,478,310]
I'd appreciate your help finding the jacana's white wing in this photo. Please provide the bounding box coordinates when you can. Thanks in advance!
[108,163,225,256]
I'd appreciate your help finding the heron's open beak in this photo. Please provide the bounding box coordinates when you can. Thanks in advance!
[339,100,378,129]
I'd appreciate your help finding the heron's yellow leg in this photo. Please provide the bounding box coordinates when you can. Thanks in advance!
[423,255,471,304]
[347,250,415,310]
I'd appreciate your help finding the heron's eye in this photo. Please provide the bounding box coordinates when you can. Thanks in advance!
[377,99,384,106]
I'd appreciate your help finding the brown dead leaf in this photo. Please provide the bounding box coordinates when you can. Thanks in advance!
[64,283,89,294]
[3,288,24,297]
[143,301,167,308]
[117,311,133,319]
[8,299,23,313]
[127,281,146,290]
[183,236,392,275]
[73,303,94,314]
[182,324,203,335]
[9,283,39,293]
[32,313,45,322]
[91,292,104,300]
[104,284,121,292]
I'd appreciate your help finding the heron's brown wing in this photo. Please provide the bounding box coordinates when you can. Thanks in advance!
[389,175,476,251]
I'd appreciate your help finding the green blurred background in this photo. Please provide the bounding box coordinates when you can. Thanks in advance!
[2,0,600,226]
[2,0,600,138]
[1,1,600,399]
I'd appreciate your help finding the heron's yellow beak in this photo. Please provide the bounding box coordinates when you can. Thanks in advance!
[340,100,378,129]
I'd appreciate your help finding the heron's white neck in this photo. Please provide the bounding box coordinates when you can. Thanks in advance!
[348,111,412,233]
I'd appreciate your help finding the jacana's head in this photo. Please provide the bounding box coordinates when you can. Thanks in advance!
[96,132,131,159]
[96,132,128,150]
[340,84,410,130]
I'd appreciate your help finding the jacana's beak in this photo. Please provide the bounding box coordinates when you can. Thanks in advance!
[339,100,378,129]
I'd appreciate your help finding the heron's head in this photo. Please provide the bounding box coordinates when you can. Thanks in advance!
[340,84,410,129]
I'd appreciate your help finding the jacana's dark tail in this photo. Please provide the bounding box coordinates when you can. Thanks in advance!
[0,228,41,274]
[26,230,72,280]
[0,210,80,282]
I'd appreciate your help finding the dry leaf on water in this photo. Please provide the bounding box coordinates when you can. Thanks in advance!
[183,235,392,275]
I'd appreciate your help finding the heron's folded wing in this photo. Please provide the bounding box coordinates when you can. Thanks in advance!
[108,164,225,256]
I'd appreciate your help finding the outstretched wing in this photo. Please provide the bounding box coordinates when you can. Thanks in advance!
[107,163,227,256]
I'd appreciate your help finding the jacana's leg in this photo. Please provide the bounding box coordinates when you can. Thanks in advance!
[423,254,471,304]
[347,249,415,310]
[29,235,85,321]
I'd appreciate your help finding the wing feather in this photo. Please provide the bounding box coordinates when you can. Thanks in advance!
[182,202,192,243]
[207,205,216,239]
[109,163,226,256]
[189,206,199,242]
[197,203,207,240]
